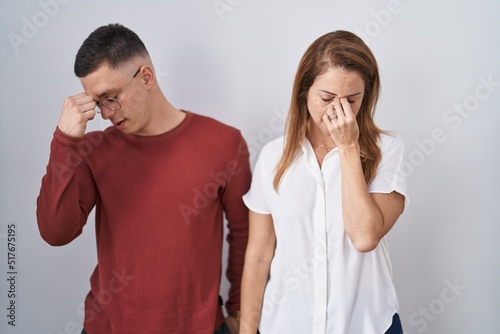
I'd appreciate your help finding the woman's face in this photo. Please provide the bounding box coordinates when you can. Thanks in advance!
[306,66,365,134]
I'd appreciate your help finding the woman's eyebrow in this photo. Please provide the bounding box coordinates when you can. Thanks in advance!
[319,89,363,97]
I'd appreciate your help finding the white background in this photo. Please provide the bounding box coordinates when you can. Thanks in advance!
[1,0,499,333]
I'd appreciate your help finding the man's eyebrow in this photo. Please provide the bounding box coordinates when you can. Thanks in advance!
[318,89,363,97]
[97,88,117,99]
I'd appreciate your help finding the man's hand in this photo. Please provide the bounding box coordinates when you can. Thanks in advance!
[57,92,97,138]
[225,315,239,334]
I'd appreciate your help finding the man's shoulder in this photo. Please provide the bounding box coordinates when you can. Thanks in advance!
[188,112,243,139]
[189,112,238,129]
[82,125,119,143]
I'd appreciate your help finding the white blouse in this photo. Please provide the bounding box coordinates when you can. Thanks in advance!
[243,134,408,334]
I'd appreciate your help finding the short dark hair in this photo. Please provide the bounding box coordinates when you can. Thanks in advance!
[74,23,149,78]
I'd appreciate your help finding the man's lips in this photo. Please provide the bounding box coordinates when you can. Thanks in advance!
[112,119,126,128]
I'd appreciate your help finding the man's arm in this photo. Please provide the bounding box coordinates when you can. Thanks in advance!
[220,134,252,330]
[36,93,98,246]
[36,129,97,246]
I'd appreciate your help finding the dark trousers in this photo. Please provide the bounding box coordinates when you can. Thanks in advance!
[255,313,401,334]
[82,322,230,334]
[82,314,400,334]
[385,313,403,334]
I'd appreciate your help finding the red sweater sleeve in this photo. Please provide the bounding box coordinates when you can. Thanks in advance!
[36,128,97,246]
[220,133,252,314]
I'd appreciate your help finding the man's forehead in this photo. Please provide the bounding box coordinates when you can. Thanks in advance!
[80,68,123,98]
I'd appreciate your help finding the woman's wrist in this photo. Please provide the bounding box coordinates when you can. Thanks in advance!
[338,142,361,155]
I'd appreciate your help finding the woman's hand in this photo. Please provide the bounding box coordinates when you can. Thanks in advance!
[322,97,360,149]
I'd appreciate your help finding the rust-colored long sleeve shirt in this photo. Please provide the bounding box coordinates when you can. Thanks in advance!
[37,112,251,333]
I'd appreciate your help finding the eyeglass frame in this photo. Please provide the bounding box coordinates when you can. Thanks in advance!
[95,67,141,114]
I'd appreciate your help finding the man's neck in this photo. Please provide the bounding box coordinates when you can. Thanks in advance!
[140,91,186,136]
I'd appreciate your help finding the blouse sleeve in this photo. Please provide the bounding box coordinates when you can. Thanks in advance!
[368,135,409,210]
[242,143,274,215]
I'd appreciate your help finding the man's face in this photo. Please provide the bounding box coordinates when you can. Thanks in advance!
[80,63,150,135]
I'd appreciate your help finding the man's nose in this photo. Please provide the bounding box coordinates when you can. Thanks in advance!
[100,107,117,120]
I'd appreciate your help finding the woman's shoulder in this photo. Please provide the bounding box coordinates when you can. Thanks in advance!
[379,132,404,150]
[377,133,405,162]
[252,136,285,166]
[259,136,285,156]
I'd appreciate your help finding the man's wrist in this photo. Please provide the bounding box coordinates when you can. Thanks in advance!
[228,310,241,322]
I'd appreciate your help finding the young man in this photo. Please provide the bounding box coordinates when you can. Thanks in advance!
[36,23,250,334]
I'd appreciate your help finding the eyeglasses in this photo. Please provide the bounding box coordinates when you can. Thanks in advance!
[95,67,141,114]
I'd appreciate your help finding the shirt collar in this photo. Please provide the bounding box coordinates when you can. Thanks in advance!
[300,138,339,160]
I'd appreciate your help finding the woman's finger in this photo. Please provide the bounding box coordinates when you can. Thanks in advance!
[339,97,354,118]
[332,97,345,118]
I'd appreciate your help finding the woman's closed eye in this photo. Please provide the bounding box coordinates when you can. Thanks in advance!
[321,97,355,104]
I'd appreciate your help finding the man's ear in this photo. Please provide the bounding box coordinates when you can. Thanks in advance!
[139,65,156,89]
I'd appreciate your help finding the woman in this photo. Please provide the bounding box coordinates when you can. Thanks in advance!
[240,31,408,334]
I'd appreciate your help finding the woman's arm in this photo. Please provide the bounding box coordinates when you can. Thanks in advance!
[240,210,276,333]
[339,143,404,252]
[323,97,405,253]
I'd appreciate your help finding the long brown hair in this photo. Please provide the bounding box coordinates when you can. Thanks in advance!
[273,30,385,190]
